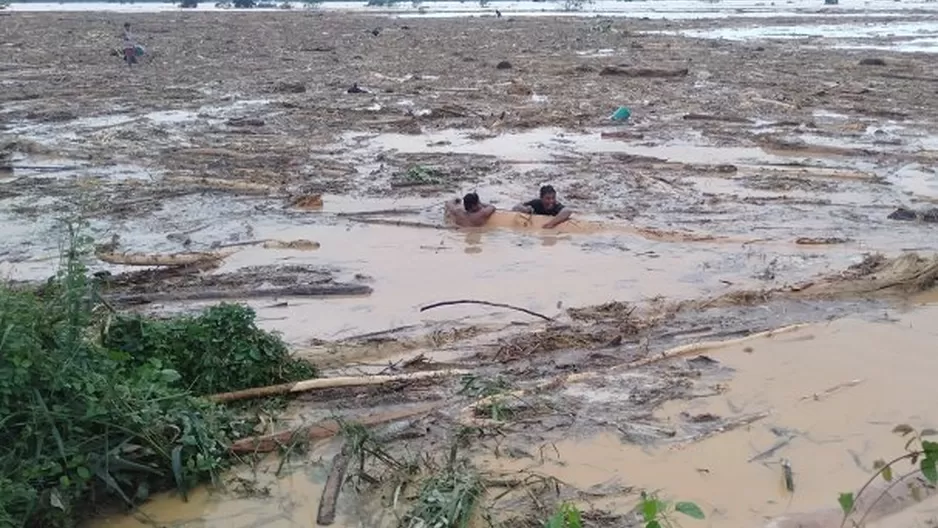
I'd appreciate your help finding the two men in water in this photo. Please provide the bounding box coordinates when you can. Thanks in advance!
[445,185,571,228]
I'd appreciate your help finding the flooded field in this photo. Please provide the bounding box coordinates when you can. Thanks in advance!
[3,3,938,527]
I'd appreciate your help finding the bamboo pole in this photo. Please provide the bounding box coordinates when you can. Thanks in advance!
[209,369,470,403]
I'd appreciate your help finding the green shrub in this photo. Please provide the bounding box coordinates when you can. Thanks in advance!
[104,303,316,396]
[0,227,313,527]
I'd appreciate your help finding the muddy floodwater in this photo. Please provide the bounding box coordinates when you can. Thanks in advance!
[4,1,938,527]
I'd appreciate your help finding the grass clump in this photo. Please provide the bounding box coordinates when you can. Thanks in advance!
[0,226,314,527]
[402,461,485,528]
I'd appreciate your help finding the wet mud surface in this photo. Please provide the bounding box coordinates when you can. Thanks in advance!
[5,5,938,528]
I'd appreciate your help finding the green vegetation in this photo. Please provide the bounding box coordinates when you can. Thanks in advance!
[104,304,315,396]
[839,424,938,527]
[402,459,485,528]
[544,502,583,528]
[638,492,705,528]
[0,226,315,527]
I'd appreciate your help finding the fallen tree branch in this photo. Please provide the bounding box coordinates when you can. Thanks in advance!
[229,402,443,454]
[317,446,351,526]
[420,299,553,322]
[209,368,470,403]
[106,284,373,305]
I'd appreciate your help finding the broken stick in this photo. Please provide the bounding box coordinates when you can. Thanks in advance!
[209,369,469,403]
[420,299,553,322]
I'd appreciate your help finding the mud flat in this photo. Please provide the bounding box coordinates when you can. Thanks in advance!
[4,4,938,528]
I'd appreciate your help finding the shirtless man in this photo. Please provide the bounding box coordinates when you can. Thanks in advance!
[445,192,496,227]
[512,184,572,228]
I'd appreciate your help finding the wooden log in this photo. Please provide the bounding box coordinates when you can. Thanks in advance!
[106,284,373,305]
[229,402,443,454]
[317,448,351,525]
[95,250,226,267]
[599,66,689,78]
[209,369,469,403]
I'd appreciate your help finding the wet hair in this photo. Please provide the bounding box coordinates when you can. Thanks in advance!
[463,192,480,211]
[539,185,556,198]
[124,22,131,28]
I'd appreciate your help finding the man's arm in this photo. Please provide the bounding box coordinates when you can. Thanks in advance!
[512,201,534,214]
[467,205,496,227]
[543,208,571,229]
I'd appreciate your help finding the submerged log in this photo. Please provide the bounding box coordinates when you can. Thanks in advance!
[95,250,226,267]
[229,402,443,454]
[106,283,373,305]
[599,66,689,78]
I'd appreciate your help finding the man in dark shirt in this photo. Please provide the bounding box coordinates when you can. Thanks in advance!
[445,192,496,227]
[513,185,572,228]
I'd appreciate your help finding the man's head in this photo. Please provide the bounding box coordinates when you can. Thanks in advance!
[539,185,557,210]
[463,192,481,213]
[124,22,131,30]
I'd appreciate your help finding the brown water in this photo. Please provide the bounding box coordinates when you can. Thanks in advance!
[92,303,938,528]
[92,442,351,528]
[479,303,938,528]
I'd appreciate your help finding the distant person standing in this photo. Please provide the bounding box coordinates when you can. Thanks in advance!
[122,22,137,66]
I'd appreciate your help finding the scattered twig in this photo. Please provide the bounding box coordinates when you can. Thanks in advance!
[420,299,553,322]
[799,379,864,402]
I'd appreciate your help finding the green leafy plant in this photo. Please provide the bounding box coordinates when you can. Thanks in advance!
[0,224,305,527]
[838,424,938,527]
[639,492,705,528]
[103,303,316,395]
[544,502,583,528]
[402,460,485,528]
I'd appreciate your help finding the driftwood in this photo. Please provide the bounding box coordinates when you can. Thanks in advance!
[795,237,850,245]
[169,176,280,194]
[209,369,469,403]
[336,208,422,217]
[346,217,452,230]
[458,324,808,425]
[229,402,443,454]
[317,447,350,526]
[212,239,321,251]
[96,250,226,267]
[420,299,553,322]
[289,194,324,210]
[683,113,754,124]
[263,239,321,250]
[106,284,373,305]
[599,66,689,78]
